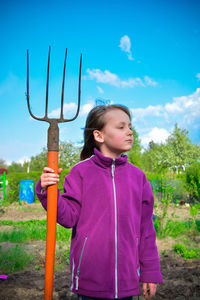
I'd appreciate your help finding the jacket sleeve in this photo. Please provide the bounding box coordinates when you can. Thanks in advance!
[35,166,82,228]
[139,179,163,283]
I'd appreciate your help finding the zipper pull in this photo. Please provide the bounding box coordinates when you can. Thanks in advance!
[112,159,115,178]
[75,275,79,290]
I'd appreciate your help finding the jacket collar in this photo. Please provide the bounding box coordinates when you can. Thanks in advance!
[92,147,128,168]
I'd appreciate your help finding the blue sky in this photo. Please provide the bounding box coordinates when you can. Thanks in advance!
[0,0,200,165]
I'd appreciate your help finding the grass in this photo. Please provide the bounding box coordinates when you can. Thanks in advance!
[0,220,72,243]
[0,244,33,273]
[173,243,200,259]
[0,220,72,273]
[154,218,200,238]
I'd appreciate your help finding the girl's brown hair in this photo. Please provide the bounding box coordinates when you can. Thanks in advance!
[80,104,131,160]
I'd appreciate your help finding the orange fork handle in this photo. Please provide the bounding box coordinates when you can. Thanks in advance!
[44,151,58,300]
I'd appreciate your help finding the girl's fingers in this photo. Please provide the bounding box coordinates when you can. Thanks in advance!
[143,283,157,299]
[41,168,61,189]
[58,168,63,174]
[43,167,55,173]
[143,283,148,299]
[43,167,62,174]
[41,166,62,189]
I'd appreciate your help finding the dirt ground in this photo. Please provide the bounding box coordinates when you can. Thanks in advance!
[0,203,200,300]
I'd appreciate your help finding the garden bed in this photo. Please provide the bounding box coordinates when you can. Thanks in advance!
[0,202,199,300]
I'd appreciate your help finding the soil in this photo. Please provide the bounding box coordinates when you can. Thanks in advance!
[0,203,200,300]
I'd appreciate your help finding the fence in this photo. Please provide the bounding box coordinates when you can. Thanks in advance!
[0,171,6,204]
[149,178,187,203]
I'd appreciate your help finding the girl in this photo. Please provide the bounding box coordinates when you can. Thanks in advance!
[36,104,163,300]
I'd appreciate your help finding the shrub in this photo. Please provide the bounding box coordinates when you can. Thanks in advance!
[6,168,71,205]
[185,161,200,203]
[0,244,33,273]
[173,243,200,259]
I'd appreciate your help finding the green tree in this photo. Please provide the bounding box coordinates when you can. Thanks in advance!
[29,148,48,172]
[141,141,169,173]
[58,141,80,169]
[29,141,80,172]
[141,124,200,174]
[185,161,200,202]
[127,127,142,168]
[166,124,200,172]
[7,162,26,173]
[0,158,7,169]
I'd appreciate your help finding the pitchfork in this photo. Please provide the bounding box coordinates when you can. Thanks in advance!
[26,46,82,300]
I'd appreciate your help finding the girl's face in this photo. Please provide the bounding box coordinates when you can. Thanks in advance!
[94,109,133,158]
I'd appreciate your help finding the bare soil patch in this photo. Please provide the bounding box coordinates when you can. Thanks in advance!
[0,202,46,221]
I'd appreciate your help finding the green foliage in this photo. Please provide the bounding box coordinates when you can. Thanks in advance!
[0,244,33,273]
[6,171,41,204]
[166,124,199,172]
[141,141,169,173]
[127,127,142,168]
[189,203,200,236]
[5,168,70,205]
[29,148,48,172]
[7,141,80,174]
[154,183,175,237]
[0,220,72,243]
[58,141,81,169]
[55,244,70,271]
[155,219,192,238]
[0,158,7,169]
[7,162,28,173]
[28,141,80,172]
[141,124,200,174]
[185,162,200,202]
[173,243,200,259]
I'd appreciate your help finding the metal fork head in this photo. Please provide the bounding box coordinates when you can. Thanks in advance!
[26,46,82,124]
[26,46,82,151]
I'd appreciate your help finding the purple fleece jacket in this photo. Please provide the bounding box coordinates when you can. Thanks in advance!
[36,148,163,299]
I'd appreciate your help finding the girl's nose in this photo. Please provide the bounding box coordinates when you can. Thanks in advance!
[127,128,133,135]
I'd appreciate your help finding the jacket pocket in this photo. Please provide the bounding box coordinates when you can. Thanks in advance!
[136,236,140,277]
[75,236,87,290]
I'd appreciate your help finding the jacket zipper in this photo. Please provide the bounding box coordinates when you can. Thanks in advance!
[112,159,118,299]
[75,236,87,290]
[136,237,140,277]
[70,258,75,290]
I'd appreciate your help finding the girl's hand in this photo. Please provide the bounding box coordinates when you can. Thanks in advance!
[40,167,63,190]
[143,282,157,299]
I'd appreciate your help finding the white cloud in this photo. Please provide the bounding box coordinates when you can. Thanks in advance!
[131,88,200,148]
[131,105,163,121]
[131,88,200,125]
[119,35,134,60]
[140,127,170,146]
[48,102,94,118]
[80,103,94,116]
[196,73,200,81]
[48,102,77,118]
[144,76,158,86]
[97,86,104,94]
[85,68,157,88]
[164,88,200,123]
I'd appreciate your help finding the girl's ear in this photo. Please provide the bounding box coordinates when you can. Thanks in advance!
[93,130,104,144]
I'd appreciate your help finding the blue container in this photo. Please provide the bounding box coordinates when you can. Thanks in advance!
[19,180,34,204]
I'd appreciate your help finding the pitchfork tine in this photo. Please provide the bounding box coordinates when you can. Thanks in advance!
[66,53,82,122]
[45,46,51,119]
[27,50,44,121]
[26,47,82,123]
[60,48,67,120]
